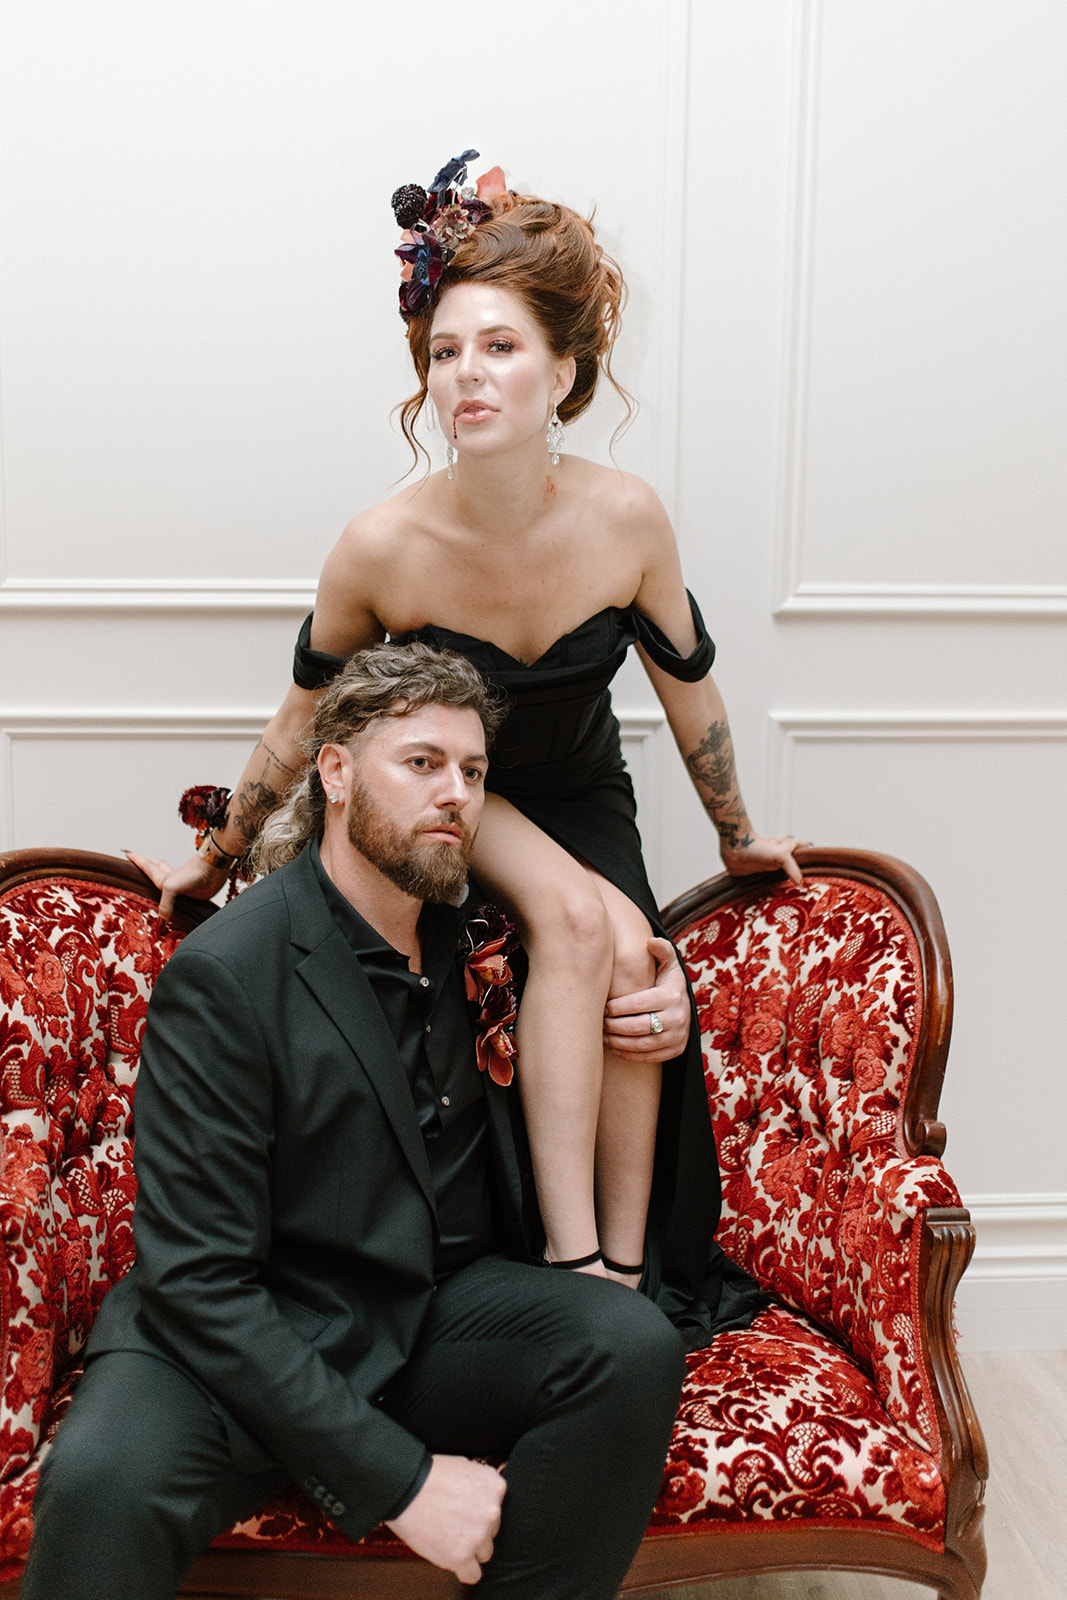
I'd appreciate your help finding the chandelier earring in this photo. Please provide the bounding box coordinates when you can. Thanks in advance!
[546,407,564,465]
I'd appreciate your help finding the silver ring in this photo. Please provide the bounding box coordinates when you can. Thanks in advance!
[649,1011,664,1035]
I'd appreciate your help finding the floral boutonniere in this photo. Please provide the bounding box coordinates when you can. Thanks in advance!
[463,904,520,1087]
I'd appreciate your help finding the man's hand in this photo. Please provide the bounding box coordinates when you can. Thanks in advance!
[123,850,228,922]
[720,834,808,887]
[386,1454,506,1585]
[604,937,691,1061]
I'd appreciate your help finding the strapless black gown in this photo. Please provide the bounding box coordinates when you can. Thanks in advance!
[293,599,766,1349]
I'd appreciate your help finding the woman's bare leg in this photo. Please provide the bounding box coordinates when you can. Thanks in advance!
[471,797,613,1270]
[471,800,664,1285]
[589,873,662,1287]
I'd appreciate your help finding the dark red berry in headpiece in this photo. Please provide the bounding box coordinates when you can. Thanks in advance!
[391,184,430,229]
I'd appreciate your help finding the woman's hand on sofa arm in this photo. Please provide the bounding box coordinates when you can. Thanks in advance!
[123,851,228,921]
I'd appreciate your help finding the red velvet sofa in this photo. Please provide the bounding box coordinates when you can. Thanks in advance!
[0,845,986,1597]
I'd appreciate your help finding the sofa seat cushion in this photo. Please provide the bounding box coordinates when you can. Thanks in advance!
[209,1303,945,1562]
[653,1305,945,1543]
[0,1297,949,1577]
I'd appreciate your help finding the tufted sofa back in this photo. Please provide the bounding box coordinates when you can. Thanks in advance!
[669,864,961,1446]
[0,863,195,1491]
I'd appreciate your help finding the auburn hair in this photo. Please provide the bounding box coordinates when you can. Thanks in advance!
[398,191,630,463]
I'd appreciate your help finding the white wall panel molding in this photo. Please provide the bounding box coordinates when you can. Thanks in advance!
[616,710,667,741]
[0,708,274,738]
[649,0,691,511]
[0,708,272,851]
[0,707,666,850]
[957,1193,1067,1352]
[772,0,822,615]
[766,709,1067,821]
[618,709,668,886]
[966,1193,1067,1284]
[778,583,1067,618]
[0,704,666,739]
[1,707,665,744]
[771,0,1067,618]
[0,579,315,613]
[0,707,666,744]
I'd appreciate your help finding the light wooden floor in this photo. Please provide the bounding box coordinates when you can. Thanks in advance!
[638,1349,1067,1600]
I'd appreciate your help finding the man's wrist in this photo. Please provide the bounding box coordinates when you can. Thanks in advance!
[382,1452,433,1523]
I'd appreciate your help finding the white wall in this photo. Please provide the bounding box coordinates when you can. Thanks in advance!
[1,1,1063,1348]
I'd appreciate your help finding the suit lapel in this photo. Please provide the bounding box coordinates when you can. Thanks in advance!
[281,851,436,1212]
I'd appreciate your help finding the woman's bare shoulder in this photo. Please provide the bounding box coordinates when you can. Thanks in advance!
[565,463,673,551]
[313,480,443,649]
[335,478,441,560]
[566,458,663,510]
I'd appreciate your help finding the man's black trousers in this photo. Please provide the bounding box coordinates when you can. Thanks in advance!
[24,1256,685,1599]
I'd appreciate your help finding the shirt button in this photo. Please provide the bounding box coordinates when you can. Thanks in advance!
[420,976,431,988]
[425,1024,432,1034]
[440,1095,450,1107]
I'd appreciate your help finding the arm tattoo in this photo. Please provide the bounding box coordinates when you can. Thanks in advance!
[226,741,299,847]
[229,779,283,847]
[685,723,735,799]
[685,724,754,851]
[259,740,300,781]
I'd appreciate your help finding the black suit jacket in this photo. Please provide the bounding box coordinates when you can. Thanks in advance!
[89,846,532,1536]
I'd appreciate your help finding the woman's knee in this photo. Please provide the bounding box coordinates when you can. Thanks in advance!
[602,898,656,1000]
[608,933,655,1001]
[520,877,613,976]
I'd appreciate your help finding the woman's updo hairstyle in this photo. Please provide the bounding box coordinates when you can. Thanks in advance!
[399,191,630,463]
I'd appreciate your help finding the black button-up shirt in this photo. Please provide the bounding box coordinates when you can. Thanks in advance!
[311,844,496,1280]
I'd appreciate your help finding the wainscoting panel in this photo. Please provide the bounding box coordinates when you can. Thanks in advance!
[772,0,1067,613]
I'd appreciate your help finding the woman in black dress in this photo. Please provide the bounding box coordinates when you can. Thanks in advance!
[132,154,802,1348]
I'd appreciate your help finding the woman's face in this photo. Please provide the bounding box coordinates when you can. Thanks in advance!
[426,283,575,463]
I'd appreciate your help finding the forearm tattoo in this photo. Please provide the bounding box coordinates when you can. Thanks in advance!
[685,724,754,852]
[228,741,299,847]
[260,740,300,782]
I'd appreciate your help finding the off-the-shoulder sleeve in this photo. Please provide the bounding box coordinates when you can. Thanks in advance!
[293,612,348,690]
[633,590,716,682]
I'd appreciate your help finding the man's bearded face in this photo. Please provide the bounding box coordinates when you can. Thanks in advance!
[345,775,474,903]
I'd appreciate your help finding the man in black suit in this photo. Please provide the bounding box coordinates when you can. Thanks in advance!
[24,641,685,1600]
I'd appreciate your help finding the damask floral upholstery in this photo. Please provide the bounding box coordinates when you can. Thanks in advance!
[0,872,185,1575]
[0,849,985,1598]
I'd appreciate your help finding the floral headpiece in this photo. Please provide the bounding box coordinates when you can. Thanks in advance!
[391,148,507,318]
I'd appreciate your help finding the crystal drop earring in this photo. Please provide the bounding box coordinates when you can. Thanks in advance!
[446,442,457,480]
[546,407,564,465]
